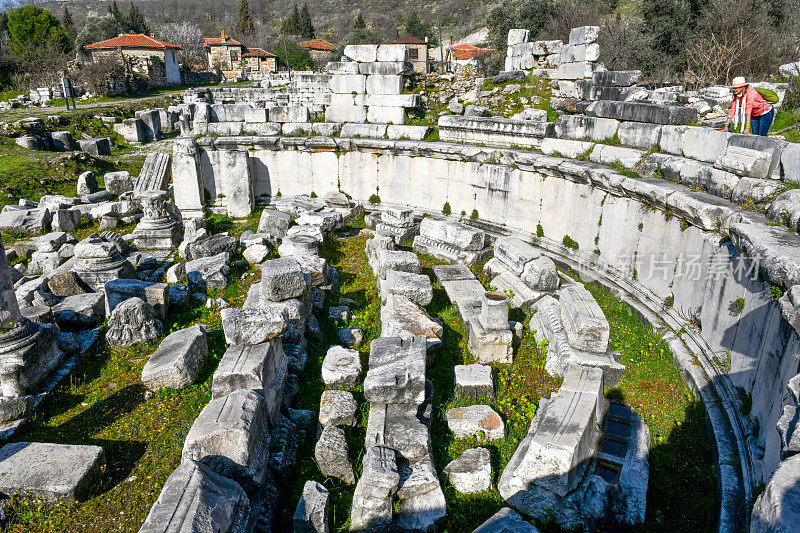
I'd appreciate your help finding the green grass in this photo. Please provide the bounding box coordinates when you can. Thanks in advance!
[771,109,800,143]
[0,138,145,209]
[0,90,23,103]
[480,75,558,122]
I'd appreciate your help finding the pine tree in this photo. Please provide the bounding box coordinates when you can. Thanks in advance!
[108,1,122,22]
[282,5,300,35]
[404,10,428,40]
[62,6,78,46]
[299,3,314,38]
[354,12,366,30]
[127,3,149,35]
[237,0,256,36]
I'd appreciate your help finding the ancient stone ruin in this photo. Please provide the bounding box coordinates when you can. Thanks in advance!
[1,19,800,533]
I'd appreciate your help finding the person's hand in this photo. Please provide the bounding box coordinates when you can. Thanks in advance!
[723,124,729,131]
[744,126,751,134]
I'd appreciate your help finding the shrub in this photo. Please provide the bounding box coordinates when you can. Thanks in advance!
[734,297,745,314]
[310,191,317,198]
[562,235,579,250]
[369,193,381,204]
[536,223,544,238]
[770,285,784,301]
[443,202,451,215]
[471,209,479,220]
[664,294,674,308]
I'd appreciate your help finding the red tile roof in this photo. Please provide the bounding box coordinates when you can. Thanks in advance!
[300,39,334,51]
[84,33,182,50]
[450,43,497,61]
[243,47,277,58]
[203,30,244,48]
[391,35,432,46]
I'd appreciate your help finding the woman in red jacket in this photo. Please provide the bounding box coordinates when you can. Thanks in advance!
[723,76,775,136]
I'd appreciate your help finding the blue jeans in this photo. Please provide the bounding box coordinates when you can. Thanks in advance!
[751,107,774,136]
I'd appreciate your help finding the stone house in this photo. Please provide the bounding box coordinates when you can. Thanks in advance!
[300,39,334,66]
[203,31,246,76]
[243,48,278,74]
[204,31,278,79]
[84,34,182,86]
[391,36,432,73]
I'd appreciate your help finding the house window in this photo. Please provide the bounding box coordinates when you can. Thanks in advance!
[409,48,419,60]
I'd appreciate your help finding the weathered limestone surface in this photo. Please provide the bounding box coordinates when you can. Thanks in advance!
[454,364,494,399]
[381,292,443,342]
[587,100,698,125]
[319,390,358,427]
[751,454,800,533]
[365,403,431,461]
[141,324,208,390]
[105,279,170,321]
[445,405,505,441]
[258,209,292,238]
[212,340,287,426]
[52,292,105,330]
[499,365,606,501]
[221,307,289,346]
[350,446,399,532]
[382,269,433,306]
[364,336,426,405]
[315,425,355,484]
[473,508,540,533]
[413,217,490,266]
[105,297,163,347]
[260,257,307,301]
[322,346,362,389]
[438,115,555,149]
[182,389,269,485]
[0,442,104,503]
[559,284,610,353]
[139,460,252,533]
[444,447,492,494]
[294,480,330,533]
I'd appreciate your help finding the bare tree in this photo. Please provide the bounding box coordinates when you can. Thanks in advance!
[158,21,204,68]
[687,0,795,85]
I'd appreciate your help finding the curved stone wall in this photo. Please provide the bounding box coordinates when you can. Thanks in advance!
[173,135,800,530]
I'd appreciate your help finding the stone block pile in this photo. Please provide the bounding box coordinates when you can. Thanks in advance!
[530,283,625,385]
[352,335,446,532]
[504,29,562,74]
[140,191,353,531]
[412,216,492,267]
[0,164,170,238]
[484,236,560,312]
[553,26,603,98]
[366,234,443,347]
[503,26,601,99]
[375,207,418,244]
[324,44,420,125]
[113,107,179,144]
[12,117,111,156]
